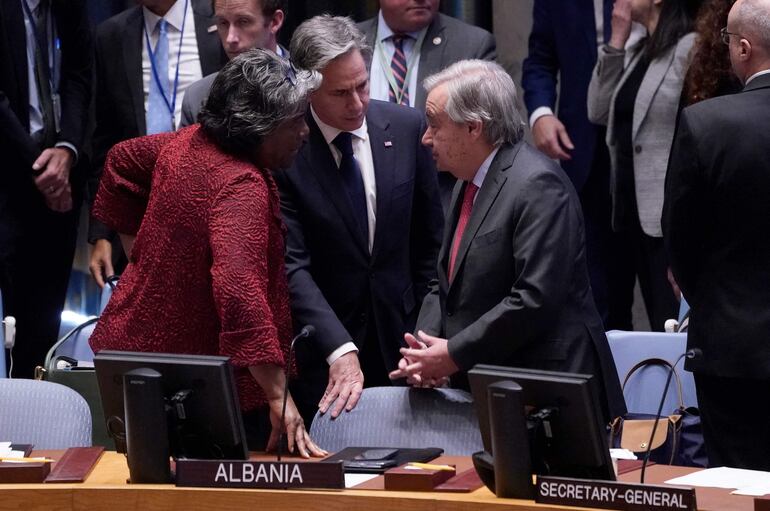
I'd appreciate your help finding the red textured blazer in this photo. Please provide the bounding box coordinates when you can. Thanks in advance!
[90,126,292,411]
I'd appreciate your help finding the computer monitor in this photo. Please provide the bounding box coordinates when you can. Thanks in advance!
[94,350,248,461]
[468,364,614,482]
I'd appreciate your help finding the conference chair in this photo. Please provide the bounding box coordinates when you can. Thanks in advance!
[0,379,92,449]
[606,330,698,415]
[309,386,483,455]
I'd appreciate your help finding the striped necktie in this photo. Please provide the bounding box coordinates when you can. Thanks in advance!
[388,34,410,106]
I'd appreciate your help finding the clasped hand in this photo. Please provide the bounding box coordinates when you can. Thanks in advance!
[388,330,458,388]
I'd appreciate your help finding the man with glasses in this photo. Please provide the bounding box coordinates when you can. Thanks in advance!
[664,0,770,470]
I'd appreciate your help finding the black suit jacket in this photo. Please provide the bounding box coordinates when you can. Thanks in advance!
[0,0,92,245]
[88,0,225,242]
[416,142,625,420]
[664,73,770,379]
[274,100,443,373]
[358,13,496,111]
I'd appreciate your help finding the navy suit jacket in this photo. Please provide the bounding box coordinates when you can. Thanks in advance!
[0,0,92,251]
[274,100,443,373]
[521,0,610,192]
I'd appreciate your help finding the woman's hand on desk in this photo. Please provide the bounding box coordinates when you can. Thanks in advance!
[266,394,328,459]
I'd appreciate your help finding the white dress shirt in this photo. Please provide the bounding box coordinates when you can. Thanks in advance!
[368,11,427,108]
[746,69,770,85]
[310,106,380,363]
[142,0,202,129]
[471,146,501,198]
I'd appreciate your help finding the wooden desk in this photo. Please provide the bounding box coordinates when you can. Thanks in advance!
[0,452,759,511]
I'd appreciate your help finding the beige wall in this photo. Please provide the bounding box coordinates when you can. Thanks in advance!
[492,0,533,89]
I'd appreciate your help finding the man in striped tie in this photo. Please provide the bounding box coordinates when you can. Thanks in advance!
[389,60,626,425]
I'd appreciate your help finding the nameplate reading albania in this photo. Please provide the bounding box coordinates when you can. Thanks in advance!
[536,476,696,511]
[175,460,345,489]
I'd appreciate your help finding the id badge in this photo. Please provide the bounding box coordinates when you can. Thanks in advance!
[52,93,61,134]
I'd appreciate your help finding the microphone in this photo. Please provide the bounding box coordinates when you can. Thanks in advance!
[277,325,315,461]
[640,348,700,483]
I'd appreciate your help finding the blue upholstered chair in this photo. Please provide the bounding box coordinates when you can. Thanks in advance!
[309,387,483,455]
[0,379,92,448]
[606,330,698,414]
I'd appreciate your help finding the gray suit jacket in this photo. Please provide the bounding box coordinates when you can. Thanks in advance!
[358,13,496,111]
[415,142,626,421]
[179,45,289,128]
[587,33,695,236]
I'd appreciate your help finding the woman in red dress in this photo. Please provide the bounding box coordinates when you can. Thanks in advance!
[90,50,325,457]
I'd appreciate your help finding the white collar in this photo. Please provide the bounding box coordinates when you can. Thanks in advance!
[471,145,501,190]
[143,0,188,34]
[310,106,369,146]
[745,68,770,86]
[376,10,425,42]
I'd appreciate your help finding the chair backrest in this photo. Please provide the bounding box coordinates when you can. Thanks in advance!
[1,291,6,378]
[51,323,97,363]
[309,386,483,455]
[606,330,698,415]
[0,379,92,449]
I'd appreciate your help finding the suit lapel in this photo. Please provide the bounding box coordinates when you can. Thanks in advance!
[415,16,446,109]
[632,45,676,139]
[367,106,394,261]
[302,113,370,256]
[123,7,146,134]
[439,179,463,288]
[4,0,29,126]
[447,144,518,294]
[192,0,225,76]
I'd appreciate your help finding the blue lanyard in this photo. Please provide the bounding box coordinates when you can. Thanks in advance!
[143,0,188,120]
[21,0,59,93]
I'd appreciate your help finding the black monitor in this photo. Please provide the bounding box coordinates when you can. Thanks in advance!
[468,364,614,486]
[94,350,248,462]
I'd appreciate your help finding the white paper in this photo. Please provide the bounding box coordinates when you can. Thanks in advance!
[665,466,770,489]
[732,485,770,496]
[344,473,379,488]
[610,448,638,460]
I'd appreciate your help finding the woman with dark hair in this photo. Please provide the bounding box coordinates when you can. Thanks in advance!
[89,49,326,456]
[683,0,742,105]
[587,0,700,331]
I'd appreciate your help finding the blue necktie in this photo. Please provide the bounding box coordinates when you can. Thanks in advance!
[146,19,172,134]
[332,132,369,244]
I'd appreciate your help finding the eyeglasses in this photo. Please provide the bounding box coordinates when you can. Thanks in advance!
[720,27,743,45]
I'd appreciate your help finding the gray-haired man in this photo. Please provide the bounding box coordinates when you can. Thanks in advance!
[390,60,625,424]
[274,15,443,425]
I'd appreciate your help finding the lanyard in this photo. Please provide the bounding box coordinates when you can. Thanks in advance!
[21,0,59,93]
[143,0,188,125]
[376,29,426,106]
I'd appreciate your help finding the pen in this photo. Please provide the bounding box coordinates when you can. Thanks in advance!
[407,462,455,472]
[0,456,55,463]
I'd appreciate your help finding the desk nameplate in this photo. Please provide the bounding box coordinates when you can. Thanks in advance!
[175,459,345,489]
[536,475,696,511]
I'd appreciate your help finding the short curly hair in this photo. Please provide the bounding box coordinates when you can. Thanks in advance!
[198,49,320,159]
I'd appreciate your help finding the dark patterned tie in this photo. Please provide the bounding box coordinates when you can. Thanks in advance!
[388,35,410,105]
[448,182,479,281]
[332,132,369,244]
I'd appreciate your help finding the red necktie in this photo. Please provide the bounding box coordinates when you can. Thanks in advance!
[448,182,479,281]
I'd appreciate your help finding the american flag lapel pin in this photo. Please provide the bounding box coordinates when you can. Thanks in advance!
[384,140,393,148]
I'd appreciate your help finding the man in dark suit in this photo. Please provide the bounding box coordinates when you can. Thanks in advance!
[390,60,625,422]
[0,0,92,377]
[87,0,226,287]
[179,0,287,128]
[522,0,638,330]
[358,0,496,208]
[663,0,770,470]
[276,15,443,424]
